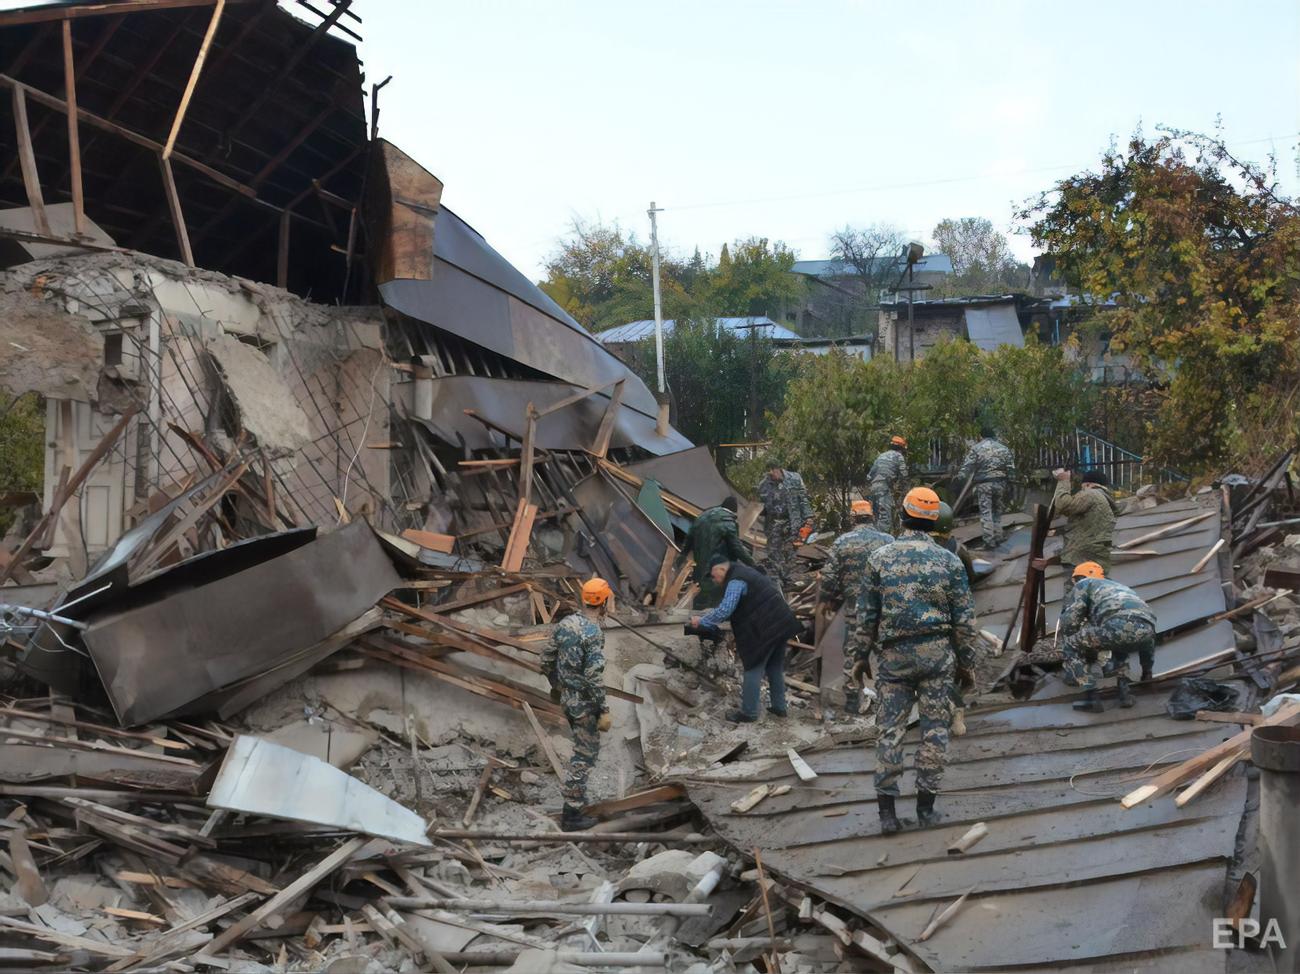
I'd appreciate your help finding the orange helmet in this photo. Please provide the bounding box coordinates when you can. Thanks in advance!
[1072,562,1105,580]
[581,577,613,605]
[851,499,873,517]
[902,486,941,521]
[890,435,908,449]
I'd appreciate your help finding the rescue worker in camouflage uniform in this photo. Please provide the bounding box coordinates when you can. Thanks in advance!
[1060,562,1156,712]
[867,436,909,534]
[858,487,981,833]
[818,499,893,715]
[933,502,977,737]
[676,496,754,608]
[542,577,614,830]
[1052,468,1120,595]
[755,461,813,587]
[956,429,1016,548]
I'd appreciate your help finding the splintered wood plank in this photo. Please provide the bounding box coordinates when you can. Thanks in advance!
[11,85,50,235]
[500,500,538,573]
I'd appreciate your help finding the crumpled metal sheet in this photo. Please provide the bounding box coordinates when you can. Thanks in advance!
[622,446,738,510]
[209,735,430,845]
[381,267,662,417]
[81,521,400,727]
[412,374,691,456]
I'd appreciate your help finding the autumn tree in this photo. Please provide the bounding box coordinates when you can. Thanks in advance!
[929,217,1029,296]
[700,237,805,320]
[1020,132,1300,470]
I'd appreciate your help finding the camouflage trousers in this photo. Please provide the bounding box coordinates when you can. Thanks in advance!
[841,613,872,673]
[870,487,895,536]
[975,481,1006,547]
[563,711,601,807]
[874,672,954,796]
[764,516,795,585]
[1061,616,1155,690]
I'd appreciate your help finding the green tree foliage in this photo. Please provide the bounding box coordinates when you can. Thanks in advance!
[700,237,804,318]
[624,320,796,458]
[929,217,1030,296]
[0,393,45,535]
[1020,132,1300,471]
[768,340,1089,528]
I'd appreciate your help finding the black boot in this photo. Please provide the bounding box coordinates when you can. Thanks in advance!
[877,794,901,835]
[916,789,938,828]
[844,688,861,715]
[1141,665,1153,682]
[1117,677,1135,709]
[1072,688,1104,713]
[560,804,598,831]
[725,709,756,724]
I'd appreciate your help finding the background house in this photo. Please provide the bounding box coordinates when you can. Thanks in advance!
[877,295,1023,362]
[784,254,954,337]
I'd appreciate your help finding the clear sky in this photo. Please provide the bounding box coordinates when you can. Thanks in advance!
[351,0,1300,279]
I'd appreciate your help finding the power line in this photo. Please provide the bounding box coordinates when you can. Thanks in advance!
[662,132,1300,213]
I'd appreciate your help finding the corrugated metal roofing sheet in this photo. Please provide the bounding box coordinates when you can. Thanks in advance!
[963,303,1025,351]
[684,496,1246,971]
[792,255,955,277]
[596,317,800,344]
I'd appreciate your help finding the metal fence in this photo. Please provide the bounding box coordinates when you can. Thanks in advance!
[919,429,1185,493]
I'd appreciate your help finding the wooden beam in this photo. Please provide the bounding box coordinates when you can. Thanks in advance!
[204,837,365,955]
[500,500,538,573]
[0,1,250,27]
[157,155,195,267]
[162,0,224,160]
[533,381,618,420]
[11,85,50,235]
[60,20,85,236]
[276,208,291,287]
[589,380,625,459]
[0,75,256,199]
[519,404,537,508]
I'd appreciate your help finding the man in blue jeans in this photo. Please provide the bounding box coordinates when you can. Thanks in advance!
[690,555,802,723]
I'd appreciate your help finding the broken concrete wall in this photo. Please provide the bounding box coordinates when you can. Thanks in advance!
[0,250,395,558]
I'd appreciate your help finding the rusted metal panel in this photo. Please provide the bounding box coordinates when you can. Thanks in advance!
[81,521,400,726]
[683,686,1248,970]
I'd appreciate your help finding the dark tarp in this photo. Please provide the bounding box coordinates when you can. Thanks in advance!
[81,521,400,727]
[412,375,691,456]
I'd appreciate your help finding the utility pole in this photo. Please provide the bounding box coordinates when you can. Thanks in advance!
[647,201,669,435]
[907,259,915,362]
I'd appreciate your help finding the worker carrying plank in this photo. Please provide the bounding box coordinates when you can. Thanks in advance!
[543,577,614,831]
[866,435,909,535]
[818,498,893,715]
[1059,562,1156,712]
[857,487,981,834]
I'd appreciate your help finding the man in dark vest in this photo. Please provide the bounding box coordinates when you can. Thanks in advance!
[690,554,802,724]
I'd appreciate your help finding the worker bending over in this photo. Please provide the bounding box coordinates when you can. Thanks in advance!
[819,498,893,714]
[1060,562,1156,712]
[543,577,614,831]
[867,435,909,534]
[859,487,981,833]
[691,555,802,724]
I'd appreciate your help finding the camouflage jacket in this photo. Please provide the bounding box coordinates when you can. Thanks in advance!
[819,524,893,609]
[755,470,813,524]
[867,449,908,491]
[682,506,754,580]
[957,438,1016,484]
[858,529,981,670]
[1053,480,1119,567]
[1061,576,1156,635]
[542,613,607,717]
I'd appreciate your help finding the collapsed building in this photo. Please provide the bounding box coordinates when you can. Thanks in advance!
[1,4,1299,973]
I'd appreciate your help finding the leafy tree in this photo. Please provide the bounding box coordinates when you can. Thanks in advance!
[983,340,1093,476]
[769,352,903,527]
[625,319,796,456]
[0,393,45,535]
[539,219,698,330]
[929,217,1029,296]
[1020,131,1300,470]
[898,336,985,463]
[700,237,804,320]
